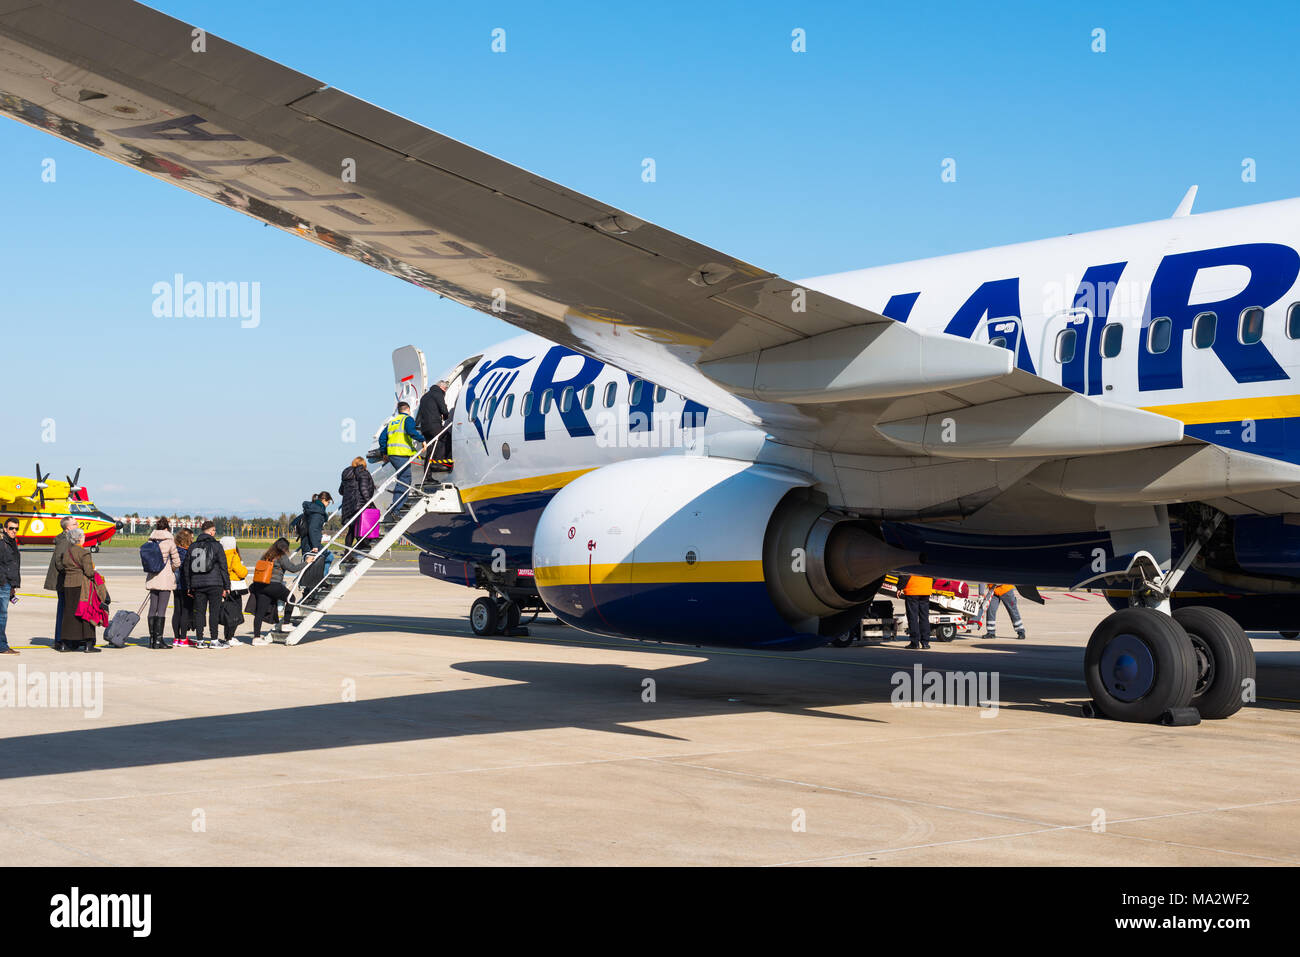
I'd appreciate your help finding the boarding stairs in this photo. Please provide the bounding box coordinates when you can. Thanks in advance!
[280,425,461,645]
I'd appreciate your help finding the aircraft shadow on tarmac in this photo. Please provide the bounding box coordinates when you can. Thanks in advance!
[0,627,1160,782]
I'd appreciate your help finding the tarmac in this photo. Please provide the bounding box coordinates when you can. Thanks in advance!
[2,550,1299,866]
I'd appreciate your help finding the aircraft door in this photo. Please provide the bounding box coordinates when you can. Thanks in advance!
[1041,308,1095,394]
[391,345,427,409]
[978,316,1024,365]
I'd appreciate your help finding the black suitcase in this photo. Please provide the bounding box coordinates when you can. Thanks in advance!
[296,552,330,602]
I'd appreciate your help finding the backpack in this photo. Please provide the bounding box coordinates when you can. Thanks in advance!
[188,539,220,578]
[253,559,274,585]
[139,539,166,575]
[293,512,308,541]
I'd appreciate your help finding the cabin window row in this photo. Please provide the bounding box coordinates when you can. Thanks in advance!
[469,379,670,420]
[1052,303,1300,364]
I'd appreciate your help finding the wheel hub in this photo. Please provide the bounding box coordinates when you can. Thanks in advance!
[1099,633,1156,702]
[1188,634,1215,696]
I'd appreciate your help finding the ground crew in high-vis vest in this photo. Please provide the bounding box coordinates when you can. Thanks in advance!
[900,574,933,649]
[380,401,425,516]
[983,583,1026,640]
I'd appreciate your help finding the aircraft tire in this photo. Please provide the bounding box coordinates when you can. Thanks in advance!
[829,632,855,648]
[501,600,521,633]
[1084,608,1197,723]
[470,596,499,636]
[1174,606,1255,720]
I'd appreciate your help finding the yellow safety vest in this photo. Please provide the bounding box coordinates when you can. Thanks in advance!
[386,414,417,456]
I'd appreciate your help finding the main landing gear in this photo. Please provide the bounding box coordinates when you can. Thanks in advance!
[1081,506,1255,724]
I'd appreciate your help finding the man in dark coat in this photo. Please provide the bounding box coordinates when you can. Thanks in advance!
[43,515,77,649]
[416,380,451,471]
[187,521,230,646]
[0,517,21,654]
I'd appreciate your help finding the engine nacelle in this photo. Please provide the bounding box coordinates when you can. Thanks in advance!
[533,456,914,649]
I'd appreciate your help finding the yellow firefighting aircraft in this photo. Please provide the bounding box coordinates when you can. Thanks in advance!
[0,465,120,548]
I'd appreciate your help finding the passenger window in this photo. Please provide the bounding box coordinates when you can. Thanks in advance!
[582,384,594,410]
[522,391,533,416]
[503,394,514,418]
[487,396,498,418]
[560,386,574,413]
[630,380,643,405]
[1054,328,1077,364]
[1288,302,1300,340]
[541,389,553,413]
[1100,323,1123,358]
[1191,311,1216,349]
[603,382,617,408]
[1240,306,1265,344]
[655,385,667,403]
[1148,317,1172,354]
[470,399,480,419]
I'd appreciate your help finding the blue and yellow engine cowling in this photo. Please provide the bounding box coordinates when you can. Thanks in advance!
[532,456,914,650]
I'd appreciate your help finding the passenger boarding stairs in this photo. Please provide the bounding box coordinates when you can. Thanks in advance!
[280,426,460,645]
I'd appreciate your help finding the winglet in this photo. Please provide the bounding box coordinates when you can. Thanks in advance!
[1172,185,1198,218]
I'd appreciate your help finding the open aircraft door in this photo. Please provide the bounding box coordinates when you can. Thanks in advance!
[392,345,428,409]
[439,353,483,415]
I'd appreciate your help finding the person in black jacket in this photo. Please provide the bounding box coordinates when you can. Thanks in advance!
[186,521,230,648]
[297,493,331,553]
[0,517,21,654]
[338,458,377,554]
[416,380,451,472]
[296,492,335,579]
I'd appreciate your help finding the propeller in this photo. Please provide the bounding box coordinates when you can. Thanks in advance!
[65,467,81,489]
[33,462,49,509]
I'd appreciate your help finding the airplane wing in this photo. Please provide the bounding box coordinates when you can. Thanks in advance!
[0,477,33,505]
[0,0,1262,517]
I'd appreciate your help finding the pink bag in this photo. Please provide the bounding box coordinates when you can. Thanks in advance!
[356,508,382,540]
[76,584,109,628]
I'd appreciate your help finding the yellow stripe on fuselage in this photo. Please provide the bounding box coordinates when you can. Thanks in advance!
[1141,395,1300,425]
[535,560,764,587]
[459,468,596,504]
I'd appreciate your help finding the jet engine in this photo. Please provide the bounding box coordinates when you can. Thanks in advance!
[532,456,914,649]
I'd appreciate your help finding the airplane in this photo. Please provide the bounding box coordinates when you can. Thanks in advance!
[0,465,119,548]
[4,0,1300,725]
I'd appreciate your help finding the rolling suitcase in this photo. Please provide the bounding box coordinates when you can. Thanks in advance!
[105,596,148,648]
[356,507,382,540]
[296,551,330,601]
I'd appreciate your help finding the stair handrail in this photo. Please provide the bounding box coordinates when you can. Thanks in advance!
[290,420,453,608]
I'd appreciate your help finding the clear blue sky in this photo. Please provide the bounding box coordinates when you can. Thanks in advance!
[3,0,1298,516]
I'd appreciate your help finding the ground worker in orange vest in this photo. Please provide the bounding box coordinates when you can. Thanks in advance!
[900,573,933,650]
[983,583,1027,640]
